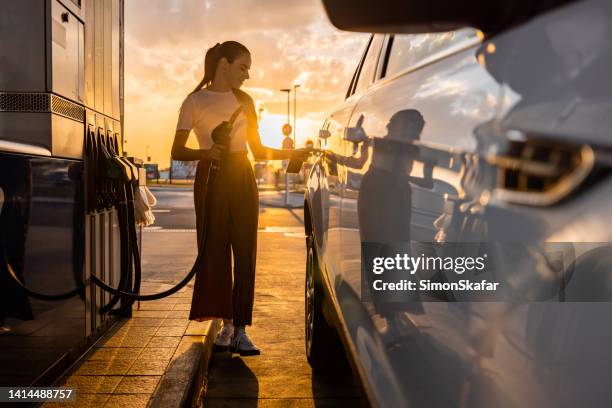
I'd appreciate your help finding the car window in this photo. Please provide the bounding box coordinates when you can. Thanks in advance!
[353,34,385,95]
[385,28,478,78]
[375,35,391,80]
[345,36,369,99]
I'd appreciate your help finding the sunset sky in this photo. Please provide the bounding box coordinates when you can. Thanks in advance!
[124,0,369,168]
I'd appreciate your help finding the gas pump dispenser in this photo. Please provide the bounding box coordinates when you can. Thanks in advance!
[0,0,236,388]
[0,0,138,387]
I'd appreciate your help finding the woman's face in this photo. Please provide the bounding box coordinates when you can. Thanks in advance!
[221,53,251,88]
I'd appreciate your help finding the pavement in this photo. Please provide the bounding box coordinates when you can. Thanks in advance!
[41,188,363,407]
[42,280,218,408]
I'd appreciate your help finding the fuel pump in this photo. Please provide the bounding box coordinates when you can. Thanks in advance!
[6,106,244,309]
[89,106,244,301]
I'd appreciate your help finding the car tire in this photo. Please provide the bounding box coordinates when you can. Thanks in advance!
[305,234,349,374]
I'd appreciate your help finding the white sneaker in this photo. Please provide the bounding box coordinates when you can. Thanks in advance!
[214,322,234,351]
[230,328,260,356]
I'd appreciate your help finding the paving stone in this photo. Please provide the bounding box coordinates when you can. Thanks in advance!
[84,347,142,361]
[110,326,159,337]
[136,302,175,311]
[138,347,175,361]
[166,310,190,318]
[96,335,153,348]
[62,375,123,393]
[43,393,111,407]
[103,394,150,408]
[127,359,169,375]
[73,360,134,376]
[131,310,170,318]
[203,398,363,408]
[154,325,186,337]
[160,320,189,329]
[114,375,162,394]
[146,336,182,348]
[123,317,164,327]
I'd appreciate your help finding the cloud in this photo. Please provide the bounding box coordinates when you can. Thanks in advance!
[124,0,368,166]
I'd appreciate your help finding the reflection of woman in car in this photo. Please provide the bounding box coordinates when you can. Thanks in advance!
[171,41,311,355]
[330,109,432,337]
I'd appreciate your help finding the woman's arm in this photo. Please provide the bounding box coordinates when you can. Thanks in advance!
[171,129,225,161]
[247,129,309,161]
[237,90,311,161]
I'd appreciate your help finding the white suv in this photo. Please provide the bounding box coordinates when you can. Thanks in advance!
[305,0,612,406]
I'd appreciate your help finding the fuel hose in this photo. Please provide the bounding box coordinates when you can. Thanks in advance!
[3,110,237,306]
[91,160,216,301]
[2,251,84,301]
[2,161,214,304]
[89,107,240,301]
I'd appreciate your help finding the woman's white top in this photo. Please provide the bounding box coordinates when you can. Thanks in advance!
[175,89,248,152]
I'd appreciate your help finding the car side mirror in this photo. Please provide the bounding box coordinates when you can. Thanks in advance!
[320,0,571,35]
[319,129,331,139]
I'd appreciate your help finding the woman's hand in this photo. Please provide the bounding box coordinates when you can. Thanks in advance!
[201,144,227,161]
[325,151,338,164]
[290,146,314,161]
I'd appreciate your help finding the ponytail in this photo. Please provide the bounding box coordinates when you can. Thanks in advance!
[191,41,250,94]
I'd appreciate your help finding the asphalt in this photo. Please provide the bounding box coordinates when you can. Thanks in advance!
[146,186,304,230]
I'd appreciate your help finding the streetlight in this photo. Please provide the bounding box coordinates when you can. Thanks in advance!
[280,88,291,126]
[293,84,300,147]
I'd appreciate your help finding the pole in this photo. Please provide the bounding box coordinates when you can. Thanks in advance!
[293,84,300,148]
[286,91,290,124]
[280,88,291,207]
[292,84,301,194]
[169,155,173,185]
[280,89,291,125]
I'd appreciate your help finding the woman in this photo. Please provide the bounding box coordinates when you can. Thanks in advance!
[171,41,311,356]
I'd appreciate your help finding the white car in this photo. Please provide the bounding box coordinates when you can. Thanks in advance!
[304,0,612,406]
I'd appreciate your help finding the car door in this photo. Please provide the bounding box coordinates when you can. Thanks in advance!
[333,34,413,407]
[307,36,374,295]
[338,34,387,296]
[338,29,515,407]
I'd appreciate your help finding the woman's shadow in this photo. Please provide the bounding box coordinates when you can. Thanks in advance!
[204,353,259,406]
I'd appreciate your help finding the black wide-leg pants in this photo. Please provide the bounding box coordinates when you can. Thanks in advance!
[189,153,258,326]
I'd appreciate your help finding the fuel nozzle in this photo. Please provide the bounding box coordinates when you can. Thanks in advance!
[210,106,243,170]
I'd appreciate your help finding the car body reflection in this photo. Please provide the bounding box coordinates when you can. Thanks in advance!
[305,1,612,406]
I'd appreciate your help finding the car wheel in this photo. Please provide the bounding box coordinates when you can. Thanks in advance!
[305,234,348,374]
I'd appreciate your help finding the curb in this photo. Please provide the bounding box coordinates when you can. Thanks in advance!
[259,200,304,209]
[149,319,220,408]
